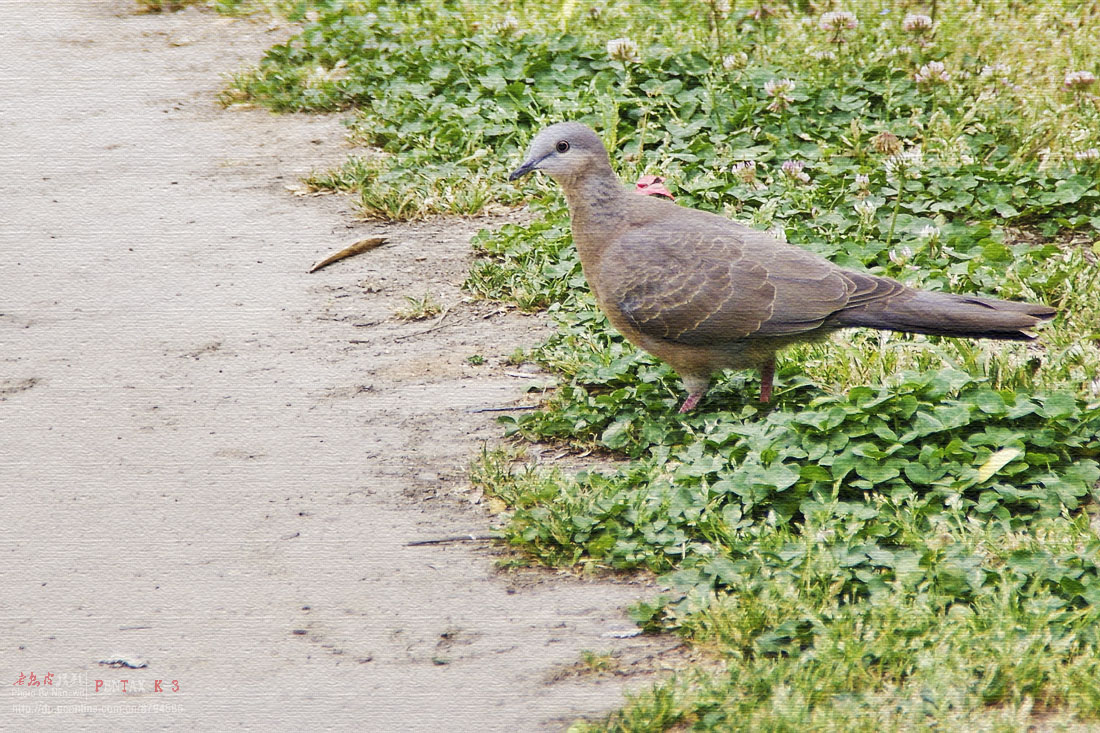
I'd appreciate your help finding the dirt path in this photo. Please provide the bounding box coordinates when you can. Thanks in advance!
[1,3,668,730]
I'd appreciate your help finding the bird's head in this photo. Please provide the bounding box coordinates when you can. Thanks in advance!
[509,122,610,185]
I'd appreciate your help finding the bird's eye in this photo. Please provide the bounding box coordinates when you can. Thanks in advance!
[555,140,570,153]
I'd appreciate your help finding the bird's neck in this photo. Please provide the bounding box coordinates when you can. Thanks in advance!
[558,165,628,272]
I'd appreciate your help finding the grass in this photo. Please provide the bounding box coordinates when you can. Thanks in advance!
[219,0,1100,728]
[580,650,619,674]
[135,0,266,13]
[151,0,325,15]
[135,0,214,11]
[395,292,443,321]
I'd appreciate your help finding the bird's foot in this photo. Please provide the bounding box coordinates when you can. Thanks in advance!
[678,392,703,413]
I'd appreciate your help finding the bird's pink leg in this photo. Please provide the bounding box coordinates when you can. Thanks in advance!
[759,357,775,403]
[678,392,703,413]
[678,375,710,413]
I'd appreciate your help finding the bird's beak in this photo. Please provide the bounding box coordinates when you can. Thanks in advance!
[508,152,549,181]
[508,159,537,181]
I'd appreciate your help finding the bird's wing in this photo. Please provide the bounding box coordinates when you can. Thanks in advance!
[606,222,903,347]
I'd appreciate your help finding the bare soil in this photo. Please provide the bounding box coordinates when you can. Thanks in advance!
[1,3,672,730]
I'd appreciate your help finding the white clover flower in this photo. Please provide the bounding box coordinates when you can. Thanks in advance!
[872,131,902,154]
[764,78,796,97]
[902,13,933,32]
[811,50,837,62]
[979,62,1011,80]
[914,60,950,85]
[1075,148,1100,161]
[722,52,748,70]
[731,160,757,183]
[1064,70,1097,90]
[854,199,878,220]
[781,159,811,184]
[918,224,940,240]
[763,78,796,111]
[495,14,520,34]
[883,147,924,179]
[606,37,641,63]
[820,11,858,32]
[888,245,912,265]
[855,173,870,189]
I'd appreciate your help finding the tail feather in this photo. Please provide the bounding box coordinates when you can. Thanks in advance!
[832,288,1056,341]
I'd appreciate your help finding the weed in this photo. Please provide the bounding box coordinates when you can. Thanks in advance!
[134,0,198,11]
[579,650,618,674]
[395,293,442,321]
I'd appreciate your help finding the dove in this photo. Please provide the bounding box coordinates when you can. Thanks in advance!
[510,122,1056,411]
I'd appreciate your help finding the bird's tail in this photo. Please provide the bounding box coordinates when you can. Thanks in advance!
[832,288,1056,341]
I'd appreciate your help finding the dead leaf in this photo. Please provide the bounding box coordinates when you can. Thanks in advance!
[309,237,388,273]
